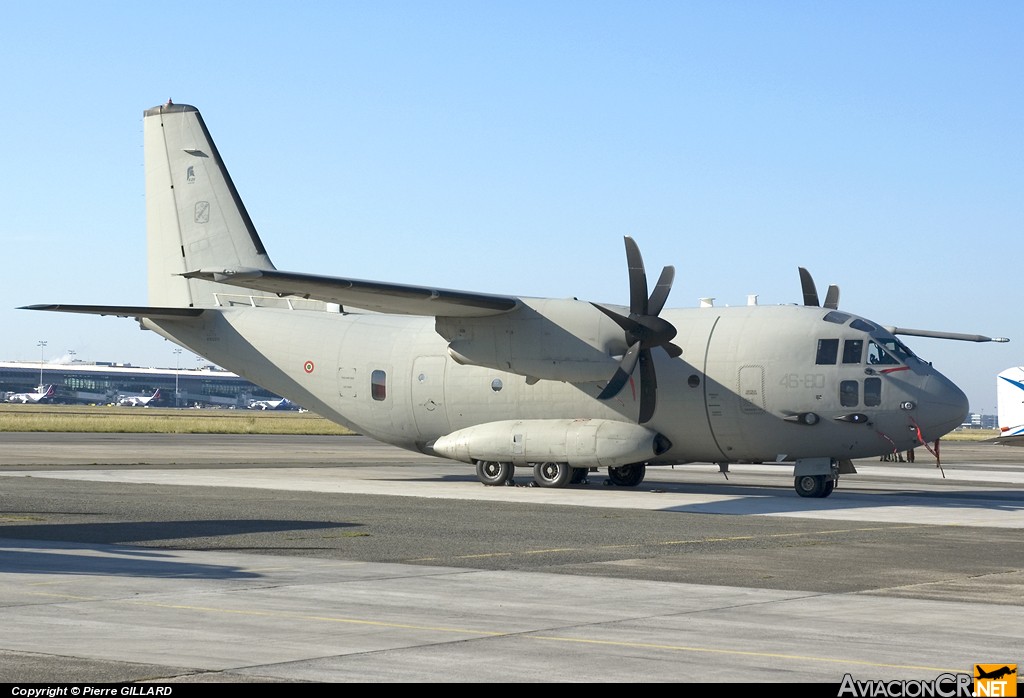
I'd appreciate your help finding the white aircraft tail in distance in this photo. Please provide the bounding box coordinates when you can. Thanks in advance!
[996,367,1024,442]
[116,388,161,407]
[5,385,55,404]
[22,102,1010,498]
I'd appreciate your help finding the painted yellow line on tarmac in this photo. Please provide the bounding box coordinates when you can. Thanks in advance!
[129,598,961,675]
[529,635,963,674]
[409,524,924,562]
[130,600,506,636]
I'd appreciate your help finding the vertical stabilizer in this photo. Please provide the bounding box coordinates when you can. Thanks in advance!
[997,367,1024,437]
[145,101,274,307]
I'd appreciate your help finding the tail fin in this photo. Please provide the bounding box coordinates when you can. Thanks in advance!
[997,367,1024,437]
[144,101,275,307]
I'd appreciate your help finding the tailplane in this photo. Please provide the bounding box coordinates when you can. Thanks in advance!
[145,101,275,308]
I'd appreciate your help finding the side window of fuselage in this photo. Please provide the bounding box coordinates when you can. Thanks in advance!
[864,377,881,406]
[371,369,387,401]
[840,380,859,407]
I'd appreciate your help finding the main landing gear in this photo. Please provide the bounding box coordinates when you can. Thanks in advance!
[475,460,515,486]
[474,461,647,488]
[606,463,646,487]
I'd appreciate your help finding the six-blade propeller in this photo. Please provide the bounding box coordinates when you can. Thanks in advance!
[593,237,682,424]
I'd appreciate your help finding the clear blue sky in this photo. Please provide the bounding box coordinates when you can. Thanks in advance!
[2,2,1020,413]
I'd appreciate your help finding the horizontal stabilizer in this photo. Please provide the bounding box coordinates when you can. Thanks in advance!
[887,327,1009,343]
[181,268,519,317]
[20,304,205,319]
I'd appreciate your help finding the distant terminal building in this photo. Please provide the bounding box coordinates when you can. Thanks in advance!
[960,412,998,430]
[0,360,288,408]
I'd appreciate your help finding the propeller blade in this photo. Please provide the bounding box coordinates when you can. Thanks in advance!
[663,343,683,359]
[798,267,819,307]
[592,302,639,335]
[824,284,840,310]
[648,265,675,316]
[638,348,657,423]
[624,237,648,315]
[597,342,641,399]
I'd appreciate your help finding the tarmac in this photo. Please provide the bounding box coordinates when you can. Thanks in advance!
[1,433,1022,683]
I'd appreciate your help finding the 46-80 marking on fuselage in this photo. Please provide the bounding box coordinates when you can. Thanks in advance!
[778,373,826,389]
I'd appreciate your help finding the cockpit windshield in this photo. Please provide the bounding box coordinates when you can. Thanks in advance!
[867,337,916,366]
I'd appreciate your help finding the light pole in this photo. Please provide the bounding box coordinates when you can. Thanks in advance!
[37,340,47,387]
[173,347,182,407]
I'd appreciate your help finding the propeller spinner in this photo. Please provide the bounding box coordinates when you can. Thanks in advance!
[592,237,682,423]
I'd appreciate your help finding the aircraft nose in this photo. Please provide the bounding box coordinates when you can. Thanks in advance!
[916,373,969,441]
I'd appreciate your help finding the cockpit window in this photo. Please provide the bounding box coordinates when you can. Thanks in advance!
[867,340,899,365]
[850,319,876,333]
[823,311,850,325]
[842,339,863,364]
[816,339,839,365]
[878,337,916,361]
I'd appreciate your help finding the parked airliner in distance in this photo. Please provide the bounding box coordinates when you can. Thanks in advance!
[6,385,55,404]
[24,102,1008,497]
[248,397,295,411]
[116,388,161,407]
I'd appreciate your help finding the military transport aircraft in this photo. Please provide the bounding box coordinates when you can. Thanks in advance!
[23,102,1009,497]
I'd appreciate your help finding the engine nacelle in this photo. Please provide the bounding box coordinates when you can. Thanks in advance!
[432,418,670,467]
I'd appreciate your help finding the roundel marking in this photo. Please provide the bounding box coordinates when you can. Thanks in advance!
[304,360,315,374]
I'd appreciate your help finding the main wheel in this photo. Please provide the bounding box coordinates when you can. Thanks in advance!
[607,463,646,487]
[794,474,831,498]
[533,461,572,488]
[476,460,514,486]
[570,467,589,484]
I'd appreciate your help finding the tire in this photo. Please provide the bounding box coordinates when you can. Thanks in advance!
[533,462,572,488]
[476,460,514,486]
[794,474,829,498]
[607,463,646,487]
[570,467,589,484]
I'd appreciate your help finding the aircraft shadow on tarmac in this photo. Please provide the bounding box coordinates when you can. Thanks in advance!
[0,541,259,580]
[422,471,1024,517]
[653,484,1024,516]
[0,519,358,579]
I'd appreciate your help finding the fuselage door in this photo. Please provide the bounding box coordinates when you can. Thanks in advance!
[738,365,766,414]
[411,356,451,437]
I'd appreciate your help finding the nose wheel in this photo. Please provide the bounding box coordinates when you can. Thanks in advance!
[794,474,835,498]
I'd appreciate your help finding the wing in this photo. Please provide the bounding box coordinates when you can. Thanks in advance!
[181,268,519,317]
